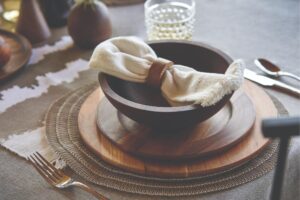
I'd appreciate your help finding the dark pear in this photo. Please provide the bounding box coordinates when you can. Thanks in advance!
[68,2,112,49]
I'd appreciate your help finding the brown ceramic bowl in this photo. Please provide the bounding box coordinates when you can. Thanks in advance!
[98,40,233,130]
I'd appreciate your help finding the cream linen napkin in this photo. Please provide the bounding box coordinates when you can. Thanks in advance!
[89,36,245,107]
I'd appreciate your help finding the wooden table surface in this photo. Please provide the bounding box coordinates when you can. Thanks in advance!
[0,1,299,200]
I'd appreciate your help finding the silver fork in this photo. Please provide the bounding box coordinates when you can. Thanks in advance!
[27,152,108,200]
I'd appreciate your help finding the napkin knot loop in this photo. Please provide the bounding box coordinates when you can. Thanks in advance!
[146,57,173,88]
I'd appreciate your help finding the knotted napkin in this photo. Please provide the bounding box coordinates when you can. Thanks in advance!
[89,36,245,107]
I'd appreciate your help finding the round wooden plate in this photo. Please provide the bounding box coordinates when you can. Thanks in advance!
[78,81,278,177]
[0,29,32,81]
[96,91,255,160]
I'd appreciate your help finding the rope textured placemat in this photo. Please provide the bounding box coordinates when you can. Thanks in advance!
[45,83,288,196]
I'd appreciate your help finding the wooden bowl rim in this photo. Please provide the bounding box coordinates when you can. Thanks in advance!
[99,40,233,113]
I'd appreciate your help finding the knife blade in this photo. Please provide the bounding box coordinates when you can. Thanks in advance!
[244,69,300,96]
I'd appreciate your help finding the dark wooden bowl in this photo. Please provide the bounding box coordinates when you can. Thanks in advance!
[98,40,233,130]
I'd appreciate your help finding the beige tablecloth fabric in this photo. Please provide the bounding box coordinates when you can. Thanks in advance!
[0,1,299,199]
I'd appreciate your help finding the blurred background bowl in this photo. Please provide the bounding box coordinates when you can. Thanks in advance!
[98,40,233,130]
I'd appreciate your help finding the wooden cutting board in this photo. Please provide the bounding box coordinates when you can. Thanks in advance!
[78,81,277,178]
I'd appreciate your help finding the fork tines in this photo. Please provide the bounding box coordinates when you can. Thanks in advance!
[27,152,63,185]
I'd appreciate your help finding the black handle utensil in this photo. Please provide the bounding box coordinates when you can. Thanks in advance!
[262,116,300,200]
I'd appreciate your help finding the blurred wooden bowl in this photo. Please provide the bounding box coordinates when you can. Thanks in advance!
[98,40,233,129]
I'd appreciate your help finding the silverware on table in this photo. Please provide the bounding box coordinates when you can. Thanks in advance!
[244,69,300,96]
[27,152,108,200]
[254,58,300,81]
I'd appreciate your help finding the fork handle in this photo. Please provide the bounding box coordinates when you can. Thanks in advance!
[73,181,109,200]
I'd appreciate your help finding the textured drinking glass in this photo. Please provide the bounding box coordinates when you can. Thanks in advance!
[145,0,195,40]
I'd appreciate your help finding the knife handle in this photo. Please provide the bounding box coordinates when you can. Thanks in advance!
[274,81,300,96]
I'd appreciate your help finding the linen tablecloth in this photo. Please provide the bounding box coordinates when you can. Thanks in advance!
[0,1,299,199]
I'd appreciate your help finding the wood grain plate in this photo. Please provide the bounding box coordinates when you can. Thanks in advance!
[78,81,278,178]
[96,90,255,160]
[0,29,32,81]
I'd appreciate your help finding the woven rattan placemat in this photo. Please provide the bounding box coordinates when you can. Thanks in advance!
[45,83,288,196]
